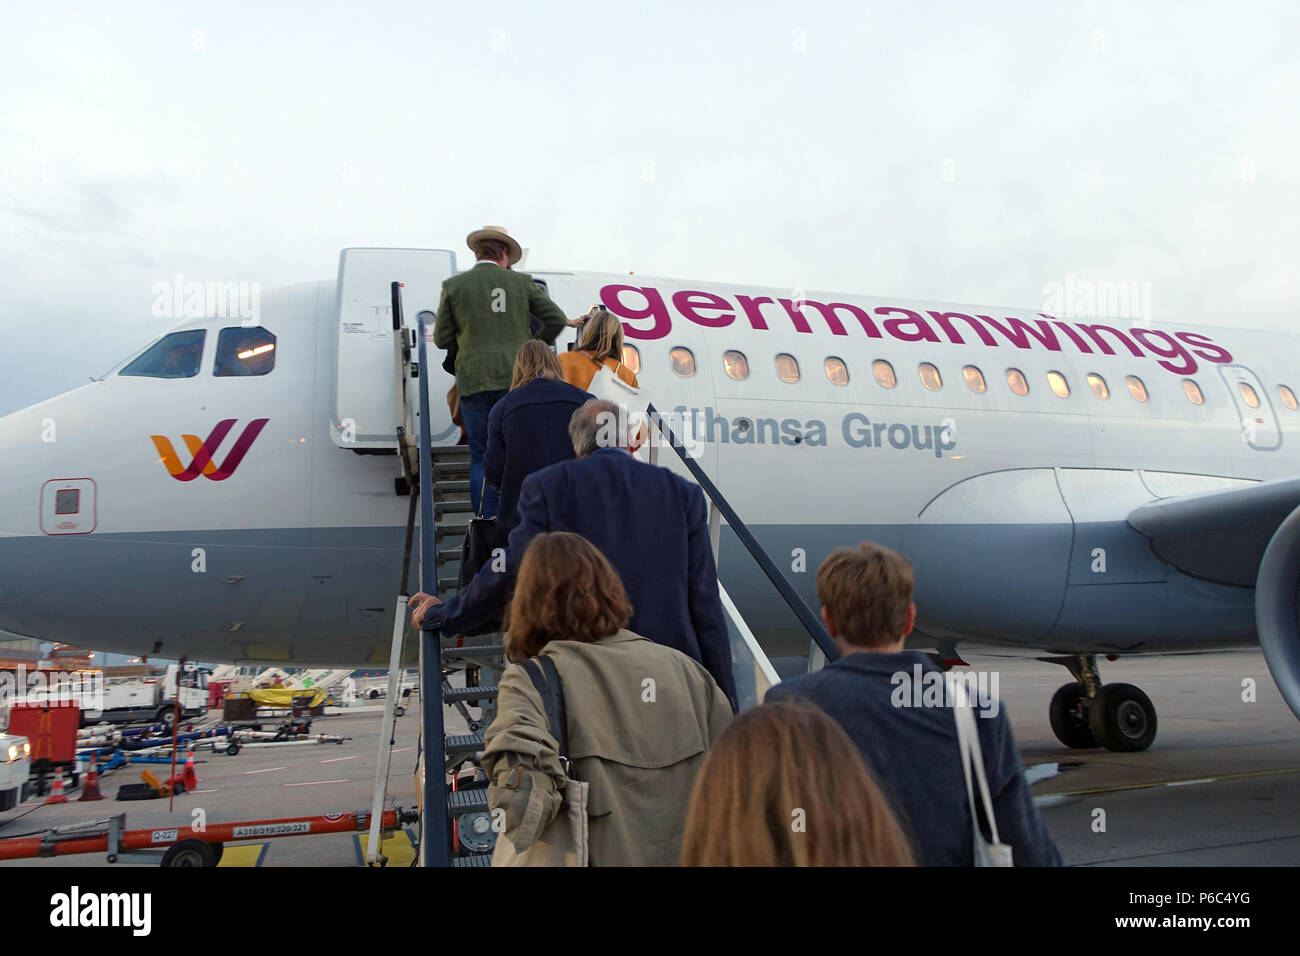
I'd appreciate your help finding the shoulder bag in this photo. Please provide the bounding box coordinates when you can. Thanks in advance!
[491,656,590,866]
[950,674,1014,867]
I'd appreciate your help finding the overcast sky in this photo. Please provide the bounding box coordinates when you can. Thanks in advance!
[1,1,1296,416]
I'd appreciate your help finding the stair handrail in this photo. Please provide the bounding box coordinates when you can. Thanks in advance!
[643,403,839,663]
[416,296,451,866]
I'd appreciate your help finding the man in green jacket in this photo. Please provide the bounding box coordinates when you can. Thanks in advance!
[434,226,569,515]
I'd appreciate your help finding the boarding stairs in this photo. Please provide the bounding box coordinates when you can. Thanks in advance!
[296,669,354,692]
[367,282,837,866]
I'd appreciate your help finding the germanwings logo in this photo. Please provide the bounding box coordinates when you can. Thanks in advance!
[151,418,270,481]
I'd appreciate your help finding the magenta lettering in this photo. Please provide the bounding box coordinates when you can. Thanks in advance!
[602,284,670,341]
[1174,331,1233,365]
[673,290,735,328]
[975,316,1063,352]
[1130,328,1198,375]
[877,307,940,343]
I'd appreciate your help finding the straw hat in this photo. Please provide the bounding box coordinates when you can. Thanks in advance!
[466,225,522,265]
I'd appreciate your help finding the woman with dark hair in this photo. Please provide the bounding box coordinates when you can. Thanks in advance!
[483,341,591,536]
[482,531,733,866]
[681,698,915,867]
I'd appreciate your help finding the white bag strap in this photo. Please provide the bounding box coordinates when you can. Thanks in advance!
[950,675,1002,845]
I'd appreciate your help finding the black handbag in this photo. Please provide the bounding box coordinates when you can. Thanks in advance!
[457,478,502,635]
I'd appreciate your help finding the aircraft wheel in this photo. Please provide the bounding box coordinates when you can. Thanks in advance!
[1049,683,1098,748]
[161,839,216,867]
[1088,683,1157,752]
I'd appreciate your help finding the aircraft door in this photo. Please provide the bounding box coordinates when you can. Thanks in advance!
[332,248,457,450]
[1219,365,1281,451]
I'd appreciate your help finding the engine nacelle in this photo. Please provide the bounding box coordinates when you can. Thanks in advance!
[1255,503,1300,722]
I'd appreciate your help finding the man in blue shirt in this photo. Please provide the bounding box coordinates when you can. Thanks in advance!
[766,542,1061,866]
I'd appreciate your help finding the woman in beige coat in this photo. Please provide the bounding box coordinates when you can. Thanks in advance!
[482,531,733,866]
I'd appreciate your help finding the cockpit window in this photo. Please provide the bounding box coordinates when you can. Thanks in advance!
[214,327,277,377]
[118,329,206,379]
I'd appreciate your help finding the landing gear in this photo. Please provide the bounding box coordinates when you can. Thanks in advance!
[1048,683,1097,749]
[1044,655,1158,752]
[1088,683,1157,752]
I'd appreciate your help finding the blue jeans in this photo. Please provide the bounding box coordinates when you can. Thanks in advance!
[459,388,506,517]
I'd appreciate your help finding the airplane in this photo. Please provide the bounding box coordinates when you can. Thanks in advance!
[2,246,1298,754]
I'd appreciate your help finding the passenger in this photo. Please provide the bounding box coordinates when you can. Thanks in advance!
[482,532,733,866]
[433,226,569,517]
[681,698,914,866]
[410,398,737,710]
[558,305,639,391]
[484,341,592,538]
[765,542,1062,866]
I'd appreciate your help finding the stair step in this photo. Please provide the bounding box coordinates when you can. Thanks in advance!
[435,480,471,495]
[452,853,493,868]
[446,733,485,756]
[435,500,475,516]
[447,787,490,815]
[435,514,473,530]
[442,683,498,704]
[438,576,460,592]
[437,547,462,565]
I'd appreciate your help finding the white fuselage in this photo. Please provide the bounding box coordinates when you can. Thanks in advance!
[0,249,1294,666]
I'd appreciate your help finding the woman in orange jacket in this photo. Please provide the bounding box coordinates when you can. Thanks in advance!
[558,306,639,392]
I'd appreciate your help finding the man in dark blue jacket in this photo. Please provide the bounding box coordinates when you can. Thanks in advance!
[766,542,1061,866]
[412,399,737,709]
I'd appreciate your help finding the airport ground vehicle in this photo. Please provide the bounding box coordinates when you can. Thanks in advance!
[0,732,31,810]
[81,665,208,727]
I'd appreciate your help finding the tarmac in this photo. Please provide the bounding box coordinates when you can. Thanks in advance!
[0,647,1296,866]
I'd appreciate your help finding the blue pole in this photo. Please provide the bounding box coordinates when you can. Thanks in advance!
[413,291,450,866]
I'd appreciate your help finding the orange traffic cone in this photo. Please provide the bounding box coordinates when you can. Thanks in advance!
[183,749,198,791]
[78,755,103,802]
[44,773,68,805]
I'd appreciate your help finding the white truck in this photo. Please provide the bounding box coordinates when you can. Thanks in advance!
[0,732,31,811]
[77,664,209,727]
[39,665,208,723]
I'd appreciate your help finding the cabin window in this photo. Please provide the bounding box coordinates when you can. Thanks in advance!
[1126,375,1149,403]
[873,360,897,389]
[963,365,986,393]
[1046,371,1070,398]
[824,356,849,386]
[919,363,942,391]
[621,344,641,374]
[1238,382,1261,409]
[1086,373,1109,400]
[215,327,277,377]
[1279,385,1298,411]
[1181,380,1204,405]
[118,329,206,379]
[1005,368,1029,396]
[775,353,800,383]
[670,347,696,378]
[723,350,749,381]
